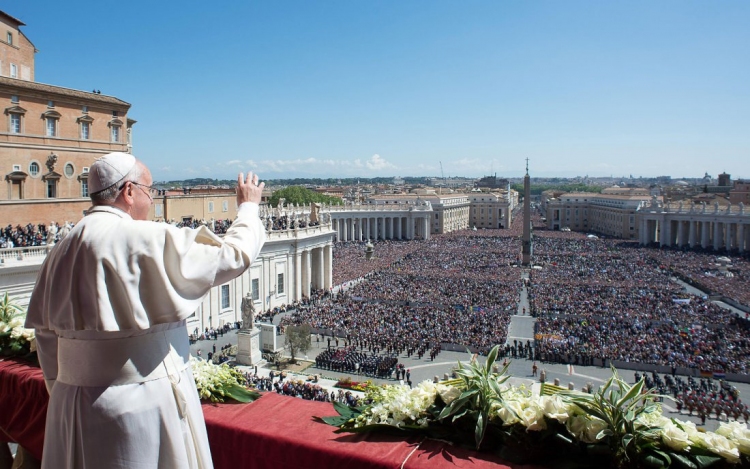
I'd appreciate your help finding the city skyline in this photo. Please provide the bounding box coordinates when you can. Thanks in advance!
[11,1,750,180]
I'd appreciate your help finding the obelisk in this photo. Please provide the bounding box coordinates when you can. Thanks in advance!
[521,159,532,266]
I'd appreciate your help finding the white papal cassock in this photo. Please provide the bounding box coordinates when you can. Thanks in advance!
[26,203,266,469]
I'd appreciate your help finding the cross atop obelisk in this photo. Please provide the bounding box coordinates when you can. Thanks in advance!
[522,159,532,266]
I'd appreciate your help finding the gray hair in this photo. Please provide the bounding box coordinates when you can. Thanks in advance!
[90,164,142,205]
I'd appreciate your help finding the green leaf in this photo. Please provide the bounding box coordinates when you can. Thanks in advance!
[616,379,644,409]
[485,345,499,374]
[474,411,488,449]
[333,401,358,419]
[642,453,668,469]
[693,454,723,469]
[671,453,698,469]
[222,383,261,403]
[488,377,504,399]
[318,415,353,427]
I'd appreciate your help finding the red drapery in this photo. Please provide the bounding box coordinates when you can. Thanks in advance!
[0,359,538,468]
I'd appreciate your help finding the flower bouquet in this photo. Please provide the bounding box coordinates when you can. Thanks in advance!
[0,293,35,358]
[319,345,750,468]
[190,356,260,403]
[335,378,373,392]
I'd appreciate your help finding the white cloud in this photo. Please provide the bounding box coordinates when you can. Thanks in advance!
[365,154,396,171]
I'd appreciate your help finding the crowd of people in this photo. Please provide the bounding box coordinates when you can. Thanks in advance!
[282,235,520,357]
[1,223,48,248]
[529,232,750,374]
[314,346,399,378]
[331,240,424,286]
[637,371,750,423]
[241,371,361,406]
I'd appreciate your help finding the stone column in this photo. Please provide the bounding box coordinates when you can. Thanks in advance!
[677,221,686,248]
[713,222,723,251]
[725,223,734,250]
[324,244,333,289]
[701,221,710,249]
[639,218,647,245]
[295,250,302,302]
[423,216,431,240]
[658,219,667,247]
[302,250,311,297]
[688,220,698,248]
[740,223,748,253]
[316,247,325,289]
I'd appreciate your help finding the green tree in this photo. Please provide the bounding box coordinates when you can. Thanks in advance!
[269,186,343,207]
[285,324,312,364]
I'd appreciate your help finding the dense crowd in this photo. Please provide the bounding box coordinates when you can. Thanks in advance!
[315,346,399,378]
[1,222,63,248]
[331,240,424,286]
[242,371,361,406]
[283,235,520,356]
[174,218,234,234]
[638,372,750,423]
[530,233,750,374]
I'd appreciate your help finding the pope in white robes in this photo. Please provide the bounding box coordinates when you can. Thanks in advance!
[26,153,267,469]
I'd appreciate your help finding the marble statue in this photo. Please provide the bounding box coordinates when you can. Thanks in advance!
[241,293,255,330]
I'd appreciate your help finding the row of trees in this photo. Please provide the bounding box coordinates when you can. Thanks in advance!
[511,183,604,196]
[269,186,343,207]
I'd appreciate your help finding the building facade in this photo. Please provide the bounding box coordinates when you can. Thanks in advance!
[545,188,654,239]
[0,10,134,226]
[730,180,750,206]
[468,190,517,229]
[365,192,469,235]
[327,201,433,241]
[638,200,750,253]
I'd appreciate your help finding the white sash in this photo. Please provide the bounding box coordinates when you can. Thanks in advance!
[56,325,190,387]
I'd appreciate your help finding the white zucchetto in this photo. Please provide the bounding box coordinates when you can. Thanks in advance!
[88,152,136,194]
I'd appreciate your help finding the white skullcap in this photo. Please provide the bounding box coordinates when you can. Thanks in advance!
[89,152,136,194]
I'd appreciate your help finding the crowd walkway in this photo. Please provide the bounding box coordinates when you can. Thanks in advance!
[506,270,535,346]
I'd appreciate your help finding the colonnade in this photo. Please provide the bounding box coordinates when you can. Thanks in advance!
[294,243,333,301]
[331,214,431,241]
[639,203,749,253]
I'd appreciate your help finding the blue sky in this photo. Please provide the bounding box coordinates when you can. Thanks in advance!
[12,1,750,181]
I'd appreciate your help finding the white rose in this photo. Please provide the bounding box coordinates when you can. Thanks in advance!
[717,421,750,455]
[539,395,569,424]
[519,404,547,431]
[584,417,608,443]
[636,409,669,428]
[660,421,691,452]
[694,432,740,463]
[0,322,9,334]
[498,400,523,426]
[437,385,461,405]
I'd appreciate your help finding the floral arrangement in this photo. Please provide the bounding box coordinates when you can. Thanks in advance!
[320,345,750,469]
[190,356,260,403]
[0,293,35,357]
[335,378,373,392]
